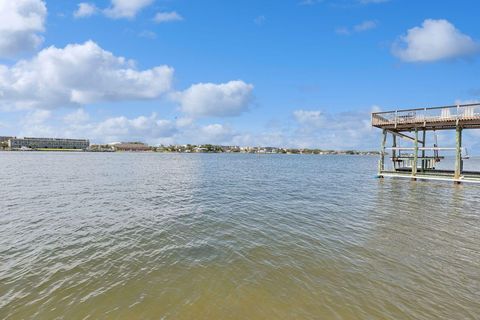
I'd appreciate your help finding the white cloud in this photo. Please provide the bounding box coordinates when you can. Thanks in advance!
[42,112,236,146]
[138,30,157,39]
[104,0,154,19]
[393,19,480,62]
[336,20,377,35]
[293,110,325,128]
[12,106,379,149]
[354,20,377,32]
[74,3,98,18]
[25,110,51,125]
[21,111,178,143]
[0,0,47,58]
[254,15,266,26]
[91,113,177,142]
[300,0,388,5]
[19,109,53,137]
[175,80,254,118]
[335,27,350,36]
[88,116,236,145]
[176,117,194,127]
[299,0,323,5]
[153,11,183,24]
[64,109,89,124]
[0,41,174,110]
[197,124,234,144]
[359,0,389,4]
[292,109,376,149]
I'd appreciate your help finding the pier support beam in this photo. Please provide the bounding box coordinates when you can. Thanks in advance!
[455,126,463,182]
[421,130,426,172]
[412,128,418,180]
[392,134,397,171]
[379,129,387,177]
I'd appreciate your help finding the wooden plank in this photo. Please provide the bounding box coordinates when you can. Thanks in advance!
[385,130,424,144]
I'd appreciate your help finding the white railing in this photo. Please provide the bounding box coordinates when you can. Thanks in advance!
[372,103,480,127]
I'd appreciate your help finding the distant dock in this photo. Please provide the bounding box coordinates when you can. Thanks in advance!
[372,103,480,184]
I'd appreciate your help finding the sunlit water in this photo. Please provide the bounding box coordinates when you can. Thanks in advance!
[1,152,479,319]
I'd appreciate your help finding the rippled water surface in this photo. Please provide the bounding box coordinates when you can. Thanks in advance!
[1,152,479,319]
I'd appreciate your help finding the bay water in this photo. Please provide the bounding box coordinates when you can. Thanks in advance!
[1,152,479,319]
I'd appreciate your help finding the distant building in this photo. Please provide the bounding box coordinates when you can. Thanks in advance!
[8,137,89,150]
[194,147,208,153]
[113,142,151,152]
[0,136,15,142]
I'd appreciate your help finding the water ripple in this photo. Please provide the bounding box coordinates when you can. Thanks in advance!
[0,153,479,319]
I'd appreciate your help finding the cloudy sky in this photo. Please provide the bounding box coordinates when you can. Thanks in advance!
[0,0,479,149]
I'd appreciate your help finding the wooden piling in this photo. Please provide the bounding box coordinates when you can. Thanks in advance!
[421,129,426,172]
[379,129,387,177]
[412,128,418,180]
[392,135,397,171]
[454,126,462,182]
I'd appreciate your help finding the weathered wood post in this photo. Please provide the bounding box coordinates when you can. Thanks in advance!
[455,126,463,182]
[421,129,426,172]
[379,129,387,177]
[412,128,418,179]
[392,134,397,171]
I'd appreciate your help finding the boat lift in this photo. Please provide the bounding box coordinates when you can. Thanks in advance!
[372,103,480,184]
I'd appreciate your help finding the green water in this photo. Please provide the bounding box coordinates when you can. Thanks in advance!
[1,153,479,319]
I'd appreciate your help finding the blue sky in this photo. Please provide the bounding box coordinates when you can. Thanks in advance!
[1,0,479,149]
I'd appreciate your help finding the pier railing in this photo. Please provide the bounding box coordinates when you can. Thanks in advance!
[372,103,480,128]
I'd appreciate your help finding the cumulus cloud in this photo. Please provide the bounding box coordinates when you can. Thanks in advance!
[91,113,177,142]
[87,116,241,145]
[153,11,184,24]
[74,3,98,18]
[17,110,239,146]
[174,80,254,118]
[25,109,51,125]
[197,124,234,144]
[13,105,380,149]
[19,109,54,137]
[104,0,154,19]
[64,109,90,124]
[292,109,376,149]
[0,41,174,110]
[293,110,326,128]
[20,111,179,144]
[392,19,480,62]
[0,0,47,58]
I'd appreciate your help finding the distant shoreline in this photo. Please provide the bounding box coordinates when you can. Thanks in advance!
[0,149,380,155]
[1,137,380,155]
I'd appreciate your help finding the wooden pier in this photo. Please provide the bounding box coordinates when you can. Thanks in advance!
[372,103,480,184]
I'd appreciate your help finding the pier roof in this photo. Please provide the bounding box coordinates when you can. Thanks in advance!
[372,103,480,131]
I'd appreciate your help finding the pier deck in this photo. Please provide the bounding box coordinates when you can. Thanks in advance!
[372,103,480,131]
[372,103,480,184]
